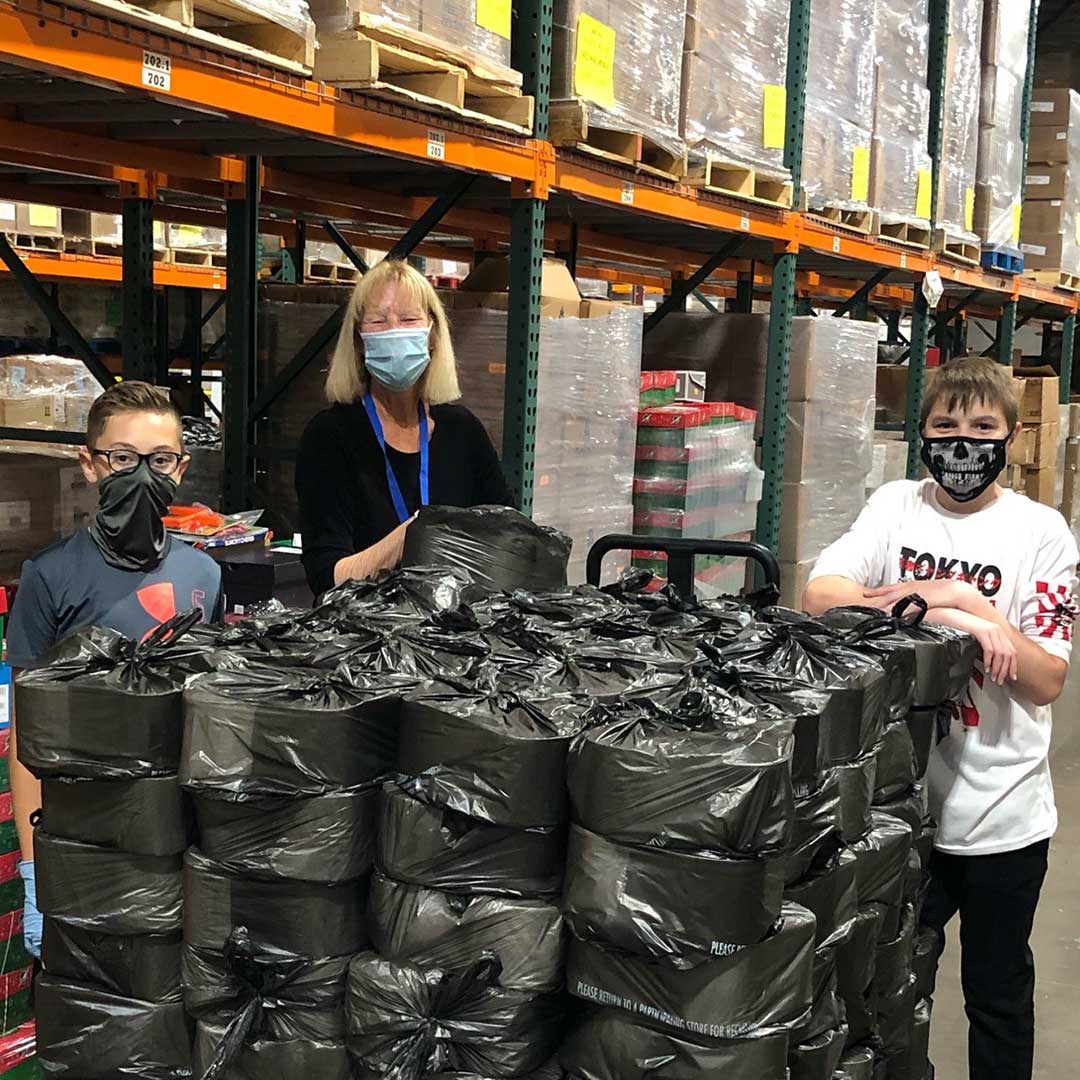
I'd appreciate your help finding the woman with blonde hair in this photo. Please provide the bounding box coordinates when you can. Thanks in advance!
[295,259,510,594]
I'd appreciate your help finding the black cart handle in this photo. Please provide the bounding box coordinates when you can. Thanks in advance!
[585,534,781,597]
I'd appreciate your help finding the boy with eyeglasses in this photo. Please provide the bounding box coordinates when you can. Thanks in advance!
[5,380,222,958]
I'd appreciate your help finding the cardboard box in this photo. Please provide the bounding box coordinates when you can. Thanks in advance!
[14,203,61,237]
[1024,165,1070,200]
[1011,422,1060,468]
[1023,465,1056,505]
[777,480,866,562]
[1026,125,1073,165]
[1066,402,1080,438]
[1021,231,1070,270]
[779,558,817,612]
[1035,53,1080,92]
[1020,199,1069,233]
[1029,88,1079,126]
[673,370,706,402]
[0,395,61,428]
[784,402,874,484]
[876,365,912,424]
[1013,368,1060,423]
[452,256,587,318]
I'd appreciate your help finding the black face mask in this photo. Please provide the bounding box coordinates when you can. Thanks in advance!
[920,435,1008,503]
[88,461,178,571]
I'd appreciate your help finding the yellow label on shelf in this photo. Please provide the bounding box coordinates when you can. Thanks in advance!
[28,204,58,229]
[176,224,203,238]
[964,187,975,232]
[574,13,617,109]
[851,146,870,203]
[1012,202,1022,245]
[762,84,786,149]
[475,0,511,40]
[915,169,932,221]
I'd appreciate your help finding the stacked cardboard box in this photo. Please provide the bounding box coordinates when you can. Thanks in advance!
[1011,367,1060,505]
[0,355,102,456]
[680,0,790,180]
[1022,89,1080,279]
[937,0,983,247]
[1059,404,1080,543]
[803,0,877,214]
[870,0,933,234]
[550,0,687,162]
[974,0,1030,256]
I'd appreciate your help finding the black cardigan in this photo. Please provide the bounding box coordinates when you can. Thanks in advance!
[295,401,512,594]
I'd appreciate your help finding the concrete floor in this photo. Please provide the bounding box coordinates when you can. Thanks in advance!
[928,661,1080,1078]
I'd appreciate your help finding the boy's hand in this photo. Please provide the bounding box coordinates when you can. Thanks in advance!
[863,579,980,613]
[925,608,1018,686]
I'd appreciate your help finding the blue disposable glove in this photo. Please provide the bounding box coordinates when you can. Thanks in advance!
[18,861,41,959]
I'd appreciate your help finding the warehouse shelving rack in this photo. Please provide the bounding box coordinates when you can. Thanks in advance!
[0,0,1074,551]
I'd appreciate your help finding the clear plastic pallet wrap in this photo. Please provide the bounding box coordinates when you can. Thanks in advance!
[804,0,876,210]
[307,0,519,86]
[0,353,102,457]
[452,302,641,585]
[871,0,932,228]
[680,0,790,178]
[222,0,315,43]
[550,0,687,161]
[938,0,983,244]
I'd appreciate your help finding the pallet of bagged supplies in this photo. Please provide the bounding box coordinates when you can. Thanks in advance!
[68,0,316,73]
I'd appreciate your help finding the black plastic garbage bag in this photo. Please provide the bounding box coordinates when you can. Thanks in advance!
[16,612,211,779]
[35,975,192,1079]
[836,1046,876,1080]
[788,1024,847,1080]
[559,642,688,701]
[182,665,414,798]
[566,902,817,1040]
[567,688,794,856]
[437,1066,563,1080]
[700,665,862,778]
[35,831,182,935]
[912,926,939,999]
[875,904,916,999]
[836,752,878,843]
[559,1006,790,1080]
[397,686,591,827]
[402,505,572,595]
[473,586,624,641]
[321,567,481,627]
[41,775,190,856]
[790,946,844,1045]
[564,825,785,962]
[41,919,181,1003]
[877,973,917,1056]
[183,848,368,958]
[784,851,858,949]
[377,784,564,898]
[849,814,916,941]
[872,786,927,839]
[888,996,931,1080]
[192,787,378,883]
[836,903,887,1046]
[715,617,888,754]
[368,872,563,992]
[821,603,978,707]
[346,953,563,1079]
[873,721,919,803]
[905,708,937,779]
[194,1021,351,1080]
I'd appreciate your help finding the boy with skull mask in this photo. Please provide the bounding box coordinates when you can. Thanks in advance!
[5,381,222,960]
[804,355,1077,1080]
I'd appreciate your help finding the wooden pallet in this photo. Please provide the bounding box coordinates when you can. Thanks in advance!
[316,32,533,134]
[933,227,981,266]
[303,259,361,284]
[549,99,687,181]
[2,232,65,252]
[807,205,874,234]
[874,215,932,249]
[1024,268,1080,292]
[65,238,170,261]
[685,158,793,209]
[167,247,227,268]
[69,0,314,74]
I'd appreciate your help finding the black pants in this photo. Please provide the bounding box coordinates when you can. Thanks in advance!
[919,839,1050,1080]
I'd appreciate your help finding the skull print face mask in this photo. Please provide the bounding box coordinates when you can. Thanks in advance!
[920,435,1009,503]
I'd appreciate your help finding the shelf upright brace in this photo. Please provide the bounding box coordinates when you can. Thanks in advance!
[122,196,157,382]
[735,261,756,313]
[324,220,370,274]
[832,269,891,319]
[1061,314,1075,402]
[184,288,204,418]
[905,285,932,479]
[926,0,950,236]
[1016,0,1041,248]
[644,237,743,334]
[281,219,306,284]
[224,155,261,512]
[995,301,1018,364]
[503,0,552,516]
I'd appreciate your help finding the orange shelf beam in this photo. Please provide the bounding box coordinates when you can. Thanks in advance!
[0,249,225,289]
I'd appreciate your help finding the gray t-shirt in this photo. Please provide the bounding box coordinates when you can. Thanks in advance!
[6,529,222,669]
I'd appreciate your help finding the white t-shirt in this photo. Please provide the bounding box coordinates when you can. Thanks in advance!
[809,479,1078,855]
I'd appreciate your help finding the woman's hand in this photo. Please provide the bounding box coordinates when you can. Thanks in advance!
[333,513,417,584]
[925,607,1018,686]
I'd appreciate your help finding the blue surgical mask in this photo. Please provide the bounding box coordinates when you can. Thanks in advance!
[361,327,431,391]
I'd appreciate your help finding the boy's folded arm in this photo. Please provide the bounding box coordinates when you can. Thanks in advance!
[802,574,867,615]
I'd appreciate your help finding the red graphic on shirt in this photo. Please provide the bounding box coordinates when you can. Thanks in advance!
[1033,580,1076,641]
[897,546,1003,597]
[957,667,984,728]
[136,583,177,640]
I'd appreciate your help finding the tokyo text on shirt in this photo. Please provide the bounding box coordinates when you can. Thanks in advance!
[809,479,1078,855]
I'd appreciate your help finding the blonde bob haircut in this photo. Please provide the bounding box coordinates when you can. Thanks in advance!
[325,259,461,405]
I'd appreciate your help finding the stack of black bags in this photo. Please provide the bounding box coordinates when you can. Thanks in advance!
[15,614,214,1078]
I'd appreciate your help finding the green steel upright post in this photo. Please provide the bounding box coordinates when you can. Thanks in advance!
[926,0,950,233]
[503,0,551,515]
[1061,314,1076,402]
[121,198,156,382]
[1016,0,1041,253]
[997,301,1018,364]
[905,288,932,478]
[756,0,811,553]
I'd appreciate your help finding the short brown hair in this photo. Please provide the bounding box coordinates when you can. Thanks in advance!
[86,381,183,448]
[920,355,1019,431]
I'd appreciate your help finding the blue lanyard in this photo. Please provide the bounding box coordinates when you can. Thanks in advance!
[363,393,429,524]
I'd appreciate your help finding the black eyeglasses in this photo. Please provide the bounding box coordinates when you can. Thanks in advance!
[91,449,185,475]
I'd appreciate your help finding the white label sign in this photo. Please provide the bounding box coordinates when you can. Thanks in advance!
[141,50,171,91]
[620,183,634,205]
[832,236,842,253]
[922,269,944,308]
[427,130,446,159]
[1027,174,1051,185]
[739,215,750,231]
